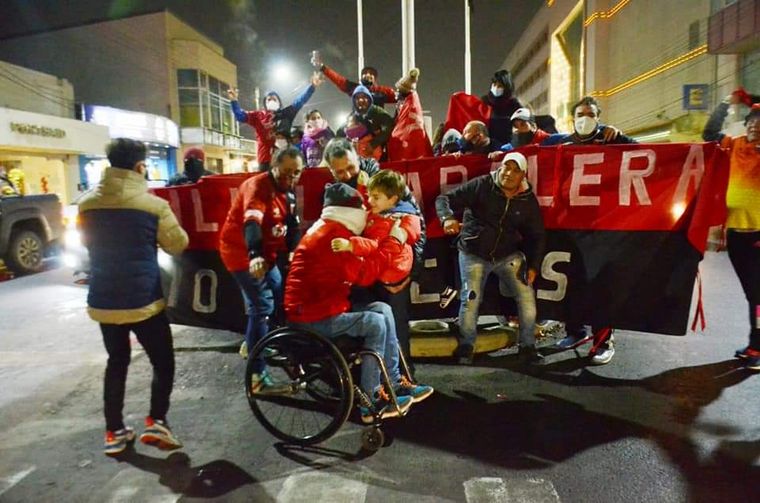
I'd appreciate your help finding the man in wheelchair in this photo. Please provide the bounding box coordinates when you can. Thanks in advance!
[284,183,433,423]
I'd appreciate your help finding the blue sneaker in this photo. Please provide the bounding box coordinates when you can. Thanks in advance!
[395,376,434,403]
[104,426,136,456]
[250,370,290,395]
[359,388,413,424]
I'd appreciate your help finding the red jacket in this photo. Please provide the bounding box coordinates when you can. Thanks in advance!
[322,65,397,106]
[219,172,291,272]
[349,207,421,287]
[284,208,401,323]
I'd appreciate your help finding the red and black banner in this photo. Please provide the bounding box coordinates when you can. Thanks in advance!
[153,143,728,336]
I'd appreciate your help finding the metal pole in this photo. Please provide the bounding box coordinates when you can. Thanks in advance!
[401,0,416,76]
[402,0,408,76]
[464,0,471,94]
[357,0,365,74]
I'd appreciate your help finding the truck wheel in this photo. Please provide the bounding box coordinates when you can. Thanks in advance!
[5,230,44,275]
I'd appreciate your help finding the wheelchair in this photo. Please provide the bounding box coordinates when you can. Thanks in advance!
[244,326,414,452]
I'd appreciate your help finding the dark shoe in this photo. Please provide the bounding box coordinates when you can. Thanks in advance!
[735,346,751,359]
[518,345,545,365]
[453,343,474,365]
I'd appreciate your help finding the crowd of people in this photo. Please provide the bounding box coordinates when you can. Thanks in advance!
[78,55,760,457]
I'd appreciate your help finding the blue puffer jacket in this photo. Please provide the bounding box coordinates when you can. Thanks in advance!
[79,167,188,324]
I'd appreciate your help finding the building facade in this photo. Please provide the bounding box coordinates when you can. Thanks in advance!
[502,0,749,142]
[0,61,110,204]
[0,10,256,172]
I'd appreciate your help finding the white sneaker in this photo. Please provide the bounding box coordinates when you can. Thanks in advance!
[487,345,514,358]
[239,341,248,359]
[590,341,615,365]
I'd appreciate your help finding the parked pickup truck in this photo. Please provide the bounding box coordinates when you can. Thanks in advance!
[0,180,64,275]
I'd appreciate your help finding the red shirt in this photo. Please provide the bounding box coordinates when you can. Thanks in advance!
[285,216,401,323]
[219,172,291,272]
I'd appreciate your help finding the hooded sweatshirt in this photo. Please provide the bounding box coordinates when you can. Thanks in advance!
[351,85,395,149]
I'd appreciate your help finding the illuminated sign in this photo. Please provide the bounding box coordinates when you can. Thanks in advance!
[683,84,709,111]
[9,122,66,138]
[83,105,179,147]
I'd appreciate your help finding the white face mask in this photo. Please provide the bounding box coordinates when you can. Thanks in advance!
[274,138,288,150]
[574,116,598,136]
[490,85,504,97]
[265,99,280,112]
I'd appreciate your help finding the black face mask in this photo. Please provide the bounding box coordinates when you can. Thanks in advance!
[512,132,534,148]
[360,78,373,87]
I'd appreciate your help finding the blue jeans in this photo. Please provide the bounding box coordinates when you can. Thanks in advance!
[458,251,537,348]
[232,266,282,373]
[291,301,401,394]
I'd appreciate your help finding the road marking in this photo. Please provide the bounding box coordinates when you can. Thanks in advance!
[464,477,560,503]
[90,467,180,503]
[277,472,368,502]
[0,466,36,497]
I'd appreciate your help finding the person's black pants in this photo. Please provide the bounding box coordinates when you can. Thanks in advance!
[726,230,760,350]
[100,311,174,432]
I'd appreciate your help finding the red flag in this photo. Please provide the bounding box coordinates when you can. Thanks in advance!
[442,91,492,135]
[387,91,433,161]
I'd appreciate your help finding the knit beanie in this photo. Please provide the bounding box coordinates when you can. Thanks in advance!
[323,183,364,208]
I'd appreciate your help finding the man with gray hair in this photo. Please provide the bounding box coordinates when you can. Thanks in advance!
[436,151,545,365]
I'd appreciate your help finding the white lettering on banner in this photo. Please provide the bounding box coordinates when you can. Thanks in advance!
[570,153,604,206]
[167,190,182,226]
[537,251,571,301]
[673,144,705,205]
[526,154,552,207]
[411,258,441,304]
[440,165,468,196]
[404,172,424,213]
[193,269,218,313]
[619,149,655,206]
[190,189,219,232]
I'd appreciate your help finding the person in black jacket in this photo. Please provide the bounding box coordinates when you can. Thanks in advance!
[481,70,522,148]
[436,151,545,365]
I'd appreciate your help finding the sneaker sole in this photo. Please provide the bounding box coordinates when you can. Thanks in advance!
[360,401,413,424]
[140,433,182,450]
[555,334,593,350]
[590,353,615,366]
[409,388,434,403]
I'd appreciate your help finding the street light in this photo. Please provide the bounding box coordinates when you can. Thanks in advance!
[272,62,293,84]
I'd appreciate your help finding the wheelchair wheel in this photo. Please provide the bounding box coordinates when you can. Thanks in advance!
[245,328,354,445]
[361,427,384,452]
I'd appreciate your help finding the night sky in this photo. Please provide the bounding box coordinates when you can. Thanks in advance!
[1,0,541,129]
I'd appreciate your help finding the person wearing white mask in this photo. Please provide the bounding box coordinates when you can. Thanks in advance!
[480,70,523,147]
[228,73,322,171]
[541,96,635,147]
[542,96,636,366]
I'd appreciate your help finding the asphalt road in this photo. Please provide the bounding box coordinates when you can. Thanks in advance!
[0,253,758,502]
